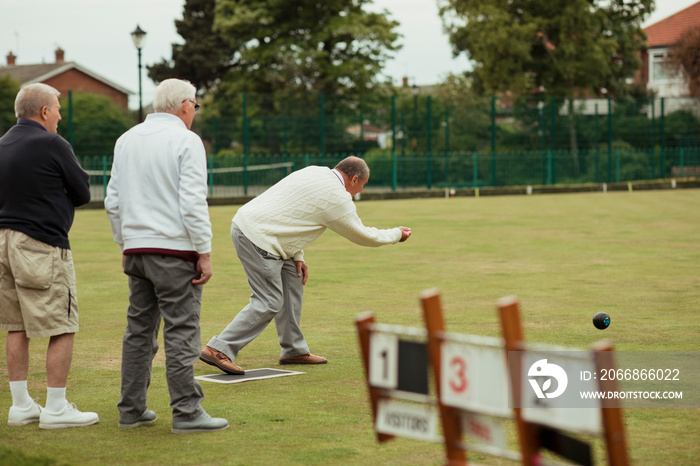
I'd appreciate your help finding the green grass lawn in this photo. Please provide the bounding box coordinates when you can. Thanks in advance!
[1,189,699,465]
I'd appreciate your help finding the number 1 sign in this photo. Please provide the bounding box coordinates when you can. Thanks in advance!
[369,332,399,389]
[369,332,429,394]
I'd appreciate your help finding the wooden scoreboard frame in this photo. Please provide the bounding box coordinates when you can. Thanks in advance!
[356,290,631,465]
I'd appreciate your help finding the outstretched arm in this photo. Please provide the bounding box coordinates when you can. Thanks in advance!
[326,211,409,247]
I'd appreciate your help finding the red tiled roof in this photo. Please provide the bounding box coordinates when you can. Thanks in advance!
[0,62,132,95]
[0,63,67,83]
[644,1,700,47]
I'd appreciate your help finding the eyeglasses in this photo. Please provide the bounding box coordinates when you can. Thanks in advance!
[182,99,200,111]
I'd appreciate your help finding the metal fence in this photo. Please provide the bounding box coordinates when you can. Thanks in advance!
[80,145,700,201]
[189,93,700,155]
[3,88,700,199]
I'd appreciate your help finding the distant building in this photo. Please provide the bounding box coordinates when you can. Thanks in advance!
[0,48,132,110]
[638,2,700,97]
[346,122,392,149]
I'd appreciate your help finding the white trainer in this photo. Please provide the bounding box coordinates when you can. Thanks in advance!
[8,400,42,426]
[39,401,99,429]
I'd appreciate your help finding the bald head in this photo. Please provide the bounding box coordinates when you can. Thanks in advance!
[334,156,369,182]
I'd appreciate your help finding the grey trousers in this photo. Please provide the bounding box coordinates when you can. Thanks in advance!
[118,254,204,423]
[207,223,307,361]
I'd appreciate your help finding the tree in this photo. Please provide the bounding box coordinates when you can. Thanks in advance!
[0,75,21,135]
[57,92,133,157]
[151,0,401,96]
[213,0,400,95]
[667,26,700,96]
[439,0,653,97]
[210,0,401,153]
[438,0,653,169]
[434,74,493,151]
[151,0,401,154]
[148,0,234,91]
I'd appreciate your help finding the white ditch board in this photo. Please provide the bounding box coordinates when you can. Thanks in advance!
[196,368,305,384]
[375,399,440,442]
[440,339,511,418]
[519,351,602,435]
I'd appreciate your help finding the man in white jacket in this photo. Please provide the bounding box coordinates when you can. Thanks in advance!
[105,79,227,434]
[201,156,411,373]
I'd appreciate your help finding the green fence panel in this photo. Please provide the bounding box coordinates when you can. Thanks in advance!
[10,91,695,201]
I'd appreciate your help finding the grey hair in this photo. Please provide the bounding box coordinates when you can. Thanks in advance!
[15,83,60,119]
[152,78,197,113]
[335,156,370,181]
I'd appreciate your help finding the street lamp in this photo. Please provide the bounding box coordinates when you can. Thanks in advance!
[411,83,419,152]
[130,25,147,122]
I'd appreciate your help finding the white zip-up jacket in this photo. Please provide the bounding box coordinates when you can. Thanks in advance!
[105,113,212,254]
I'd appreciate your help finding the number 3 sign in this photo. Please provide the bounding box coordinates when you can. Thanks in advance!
[440,340,511,417]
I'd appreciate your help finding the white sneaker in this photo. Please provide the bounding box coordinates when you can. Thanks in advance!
[8,400,42,426]
[39,401,99,429]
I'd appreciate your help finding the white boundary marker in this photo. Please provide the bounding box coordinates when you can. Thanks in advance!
[196,368,305,384]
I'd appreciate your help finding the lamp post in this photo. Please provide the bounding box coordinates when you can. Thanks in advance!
[130,25,147,122]
[411,83,418,153]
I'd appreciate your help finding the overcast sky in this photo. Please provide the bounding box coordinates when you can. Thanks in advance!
[1,0,696,109]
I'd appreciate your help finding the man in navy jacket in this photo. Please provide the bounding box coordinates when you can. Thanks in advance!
[0,83,98,429]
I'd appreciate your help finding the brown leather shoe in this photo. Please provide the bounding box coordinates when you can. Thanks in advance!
[279,353,327,365]
[200,346,244,375]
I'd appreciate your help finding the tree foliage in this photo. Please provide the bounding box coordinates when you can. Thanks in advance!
[57,92,132,157]
[438,0,654,98]
[148,0,234,91]
[215,0,400,94]
[667,26,700,96]
[0,75,21,134]
[150,0,401,96]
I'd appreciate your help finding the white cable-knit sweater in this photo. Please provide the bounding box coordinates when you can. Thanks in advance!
[233,166,402,262]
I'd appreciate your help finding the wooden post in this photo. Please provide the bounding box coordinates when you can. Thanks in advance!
[592,341,630,466]
[355,312,394,442]
[497,296,540,465]
[420,289,467,466]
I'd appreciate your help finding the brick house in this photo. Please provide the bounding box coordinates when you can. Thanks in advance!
[0,48,131,110]
[638,2,700,97]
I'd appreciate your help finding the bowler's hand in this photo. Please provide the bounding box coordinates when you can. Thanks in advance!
[295,260,308,285]
[193,253,213,285]
[398,226,412,242]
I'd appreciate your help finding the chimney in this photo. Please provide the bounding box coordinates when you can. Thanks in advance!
[6,51,16,66]
[55,48,65,64]
[402,76,408,87]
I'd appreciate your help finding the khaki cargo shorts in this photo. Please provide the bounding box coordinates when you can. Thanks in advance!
[0,228,79,338]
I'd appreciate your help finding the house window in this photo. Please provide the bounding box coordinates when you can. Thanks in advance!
[650,50,677,82]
